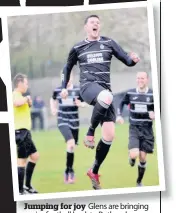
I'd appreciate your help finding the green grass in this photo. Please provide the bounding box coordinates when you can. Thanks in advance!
[31,123,159,194]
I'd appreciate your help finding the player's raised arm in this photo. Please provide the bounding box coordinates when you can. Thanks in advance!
[116,92,130,124]
[111,39,140,67]
[61,47,78,89]
[50,98,58,116]
[50,89,59,116]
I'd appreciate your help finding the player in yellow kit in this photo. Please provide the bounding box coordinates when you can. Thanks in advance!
[13,73,39,195]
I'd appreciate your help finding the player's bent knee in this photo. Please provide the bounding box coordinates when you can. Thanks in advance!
[97,90,113,107]
[102,122,115,141]
[67,139,75,153]
[103,132,115,142]
[140,157,146,162]
[139,151,147,162]
[30,152,40,163]
[17,158,27,167]
[129,148,139,159]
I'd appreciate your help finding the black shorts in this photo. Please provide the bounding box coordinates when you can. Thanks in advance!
[15,129,37,159]
[80,82,116,123]
[128,125,155,154]
[58,125,79,144]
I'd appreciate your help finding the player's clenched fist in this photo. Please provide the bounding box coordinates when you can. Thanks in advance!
[60,89,68,99]
[116,116,124,124]
[129,52,140,63]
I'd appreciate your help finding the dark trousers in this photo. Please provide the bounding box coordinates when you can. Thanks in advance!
[31,112,44,130]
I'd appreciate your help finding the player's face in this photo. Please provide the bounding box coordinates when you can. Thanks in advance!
[20,78,28,93]
[136,72,148,89]
[85,17,100,40]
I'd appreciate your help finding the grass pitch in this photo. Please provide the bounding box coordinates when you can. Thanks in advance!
[31,123,159,194]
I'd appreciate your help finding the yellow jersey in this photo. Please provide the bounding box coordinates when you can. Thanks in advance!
[13,91,31,130]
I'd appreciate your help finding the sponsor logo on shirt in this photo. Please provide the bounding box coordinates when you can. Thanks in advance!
[87,52,104,63]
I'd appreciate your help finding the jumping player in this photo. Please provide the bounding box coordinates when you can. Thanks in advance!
[60,15,140,189]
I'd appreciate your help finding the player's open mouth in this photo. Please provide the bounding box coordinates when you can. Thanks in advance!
[93,28,98,32]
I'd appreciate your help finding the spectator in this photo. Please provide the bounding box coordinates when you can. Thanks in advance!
[31,95,45,130]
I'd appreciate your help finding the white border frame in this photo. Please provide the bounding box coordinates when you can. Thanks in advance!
[0,1,165,201]
[0,30,10,122]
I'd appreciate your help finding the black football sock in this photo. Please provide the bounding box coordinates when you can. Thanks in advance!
[87,102,109,136]
[92,138,112,174]
[66,152,74,173]
[129,158,136,166]
[137,161,146,183]
[18,167,25,193]
[131,159,136,164]
[25,162,36,188]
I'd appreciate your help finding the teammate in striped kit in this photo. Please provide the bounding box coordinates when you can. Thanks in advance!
[116,71,155,187]
[60,15,140,189]
[50,74,86,183]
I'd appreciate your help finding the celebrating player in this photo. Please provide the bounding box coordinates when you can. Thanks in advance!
[60,15,140,189]
[116,71,155,186]
[50,73,86,184]
[13,73,39,195]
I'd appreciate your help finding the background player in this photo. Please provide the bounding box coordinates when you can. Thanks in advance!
[13,73,39,194]
[50,73,86,184]
[116,71,155,186]
[60,15,140,189]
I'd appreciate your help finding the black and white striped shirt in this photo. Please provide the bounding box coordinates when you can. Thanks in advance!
[117,88,154,126]
[62,36,136,90]
[52,85,82,129]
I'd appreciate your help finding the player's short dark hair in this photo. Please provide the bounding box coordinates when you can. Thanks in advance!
[84,15,100,24]
[137,71,149,78]
[13,73,27,87]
